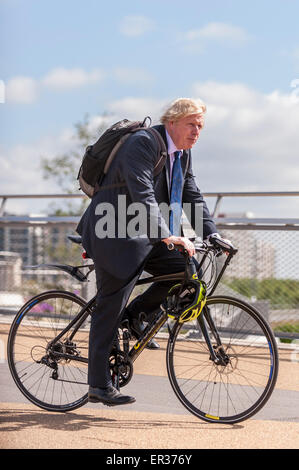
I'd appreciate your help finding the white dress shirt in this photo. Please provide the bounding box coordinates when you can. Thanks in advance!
[165,129,219,241]
[165,130,183,181]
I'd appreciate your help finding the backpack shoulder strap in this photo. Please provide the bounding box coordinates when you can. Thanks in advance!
[145,127,168,176]
[97,123,168,191]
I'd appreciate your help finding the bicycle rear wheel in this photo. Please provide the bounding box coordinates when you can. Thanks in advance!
[166,295,279,424]
[8,290,91,412]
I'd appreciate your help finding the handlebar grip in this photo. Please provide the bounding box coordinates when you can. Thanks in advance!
[209,237,238,254]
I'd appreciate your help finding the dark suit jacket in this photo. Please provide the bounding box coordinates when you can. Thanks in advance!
[76,125,217,280]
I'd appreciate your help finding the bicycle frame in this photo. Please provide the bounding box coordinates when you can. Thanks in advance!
[11,237,281,423]
[47,245,237,367]
[128,248,237,363]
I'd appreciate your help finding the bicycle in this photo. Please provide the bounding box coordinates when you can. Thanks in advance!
[7,236,279,424]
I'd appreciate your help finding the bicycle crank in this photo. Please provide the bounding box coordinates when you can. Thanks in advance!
[109,349,133,389]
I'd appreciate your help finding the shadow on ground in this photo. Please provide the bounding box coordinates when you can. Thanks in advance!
[0,407,243,433]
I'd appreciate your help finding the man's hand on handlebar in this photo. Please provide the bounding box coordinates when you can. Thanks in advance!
[162,236,195,257]
[162,234,237,258]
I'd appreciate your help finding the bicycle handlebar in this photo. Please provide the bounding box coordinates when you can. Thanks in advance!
[167,237,238,257]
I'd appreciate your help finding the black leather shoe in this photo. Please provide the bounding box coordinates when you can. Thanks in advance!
[88,385,136,406]
[131,317,160,350]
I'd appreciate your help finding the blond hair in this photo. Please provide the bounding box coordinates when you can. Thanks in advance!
[160,98,206,124]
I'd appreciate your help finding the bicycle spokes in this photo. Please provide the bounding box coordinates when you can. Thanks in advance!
[8,291,90,412]
[166,296,278,424]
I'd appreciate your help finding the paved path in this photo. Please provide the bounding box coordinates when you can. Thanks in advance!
[1,327,299,450]
[1,362,299,422]
[1,400,299,450]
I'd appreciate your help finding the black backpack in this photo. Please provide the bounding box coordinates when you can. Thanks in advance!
[77,117,167,198]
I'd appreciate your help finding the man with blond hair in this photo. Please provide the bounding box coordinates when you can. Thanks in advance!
[77,97,224,406]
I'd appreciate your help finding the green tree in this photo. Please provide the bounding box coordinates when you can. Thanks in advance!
[224,277,299,308]
[40,113,109,215]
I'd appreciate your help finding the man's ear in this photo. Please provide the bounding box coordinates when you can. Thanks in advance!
[165,121,174,134]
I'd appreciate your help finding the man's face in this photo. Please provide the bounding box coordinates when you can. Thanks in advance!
[166,114,204,150]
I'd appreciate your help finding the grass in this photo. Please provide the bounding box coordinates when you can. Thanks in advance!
[272,321,299,343]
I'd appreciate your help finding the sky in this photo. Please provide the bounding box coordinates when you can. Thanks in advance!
[0,0,299,218]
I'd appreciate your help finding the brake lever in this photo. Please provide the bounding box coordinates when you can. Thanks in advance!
[204,242,223,257]
[208,237,238,256]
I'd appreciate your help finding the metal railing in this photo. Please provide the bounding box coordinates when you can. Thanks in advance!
[0,192,299,343]
[1,190,299,217]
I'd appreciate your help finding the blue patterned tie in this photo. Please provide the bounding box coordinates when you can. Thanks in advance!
[169,151,183,235]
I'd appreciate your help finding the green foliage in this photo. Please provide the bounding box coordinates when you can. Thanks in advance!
[45,240,82,265]
[273,322,299,343]
[40,112,109,215]
[223,277,299,308]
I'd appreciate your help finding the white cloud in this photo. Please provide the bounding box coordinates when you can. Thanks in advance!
[191,80,299,202]
[289,78,299,104]
[193,81,259,108]
[3,65,154,106]
[119,15,154,37]
[3,67,104,103]
[2,81,299,217]
[5,76,38,103]
[0,80,5,103]
[292,46,299,71]
[196,22,250,42]
[180,22,251,53]
[112,67,154,85]
[107,97,166,123]
[42,67,104,89]
[0,129,75,213]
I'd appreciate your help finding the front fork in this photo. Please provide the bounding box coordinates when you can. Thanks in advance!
[198,306,229,366]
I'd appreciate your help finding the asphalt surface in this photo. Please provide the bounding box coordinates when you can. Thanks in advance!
[1,362,299,421]
[1,324,299,450]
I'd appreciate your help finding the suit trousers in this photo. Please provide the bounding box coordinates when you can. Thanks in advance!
[88,242,199,388]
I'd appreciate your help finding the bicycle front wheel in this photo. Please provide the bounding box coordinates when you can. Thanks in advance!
[8,290,91,412]
[166,295,279,424]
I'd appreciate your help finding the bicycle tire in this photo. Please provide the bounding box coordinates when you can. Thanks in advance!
[8,290,91,412]
[166,295,279,424]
